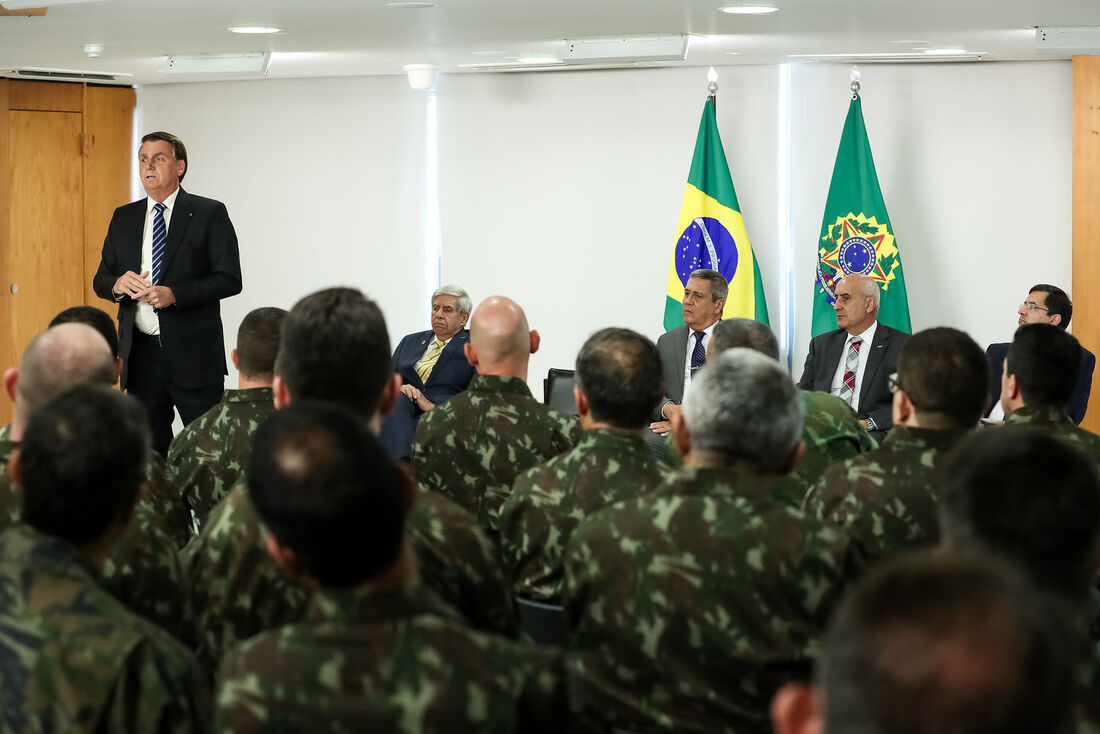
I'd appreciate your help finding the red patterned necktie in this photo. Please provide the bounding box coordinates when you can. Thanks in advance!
[839,337,863,407]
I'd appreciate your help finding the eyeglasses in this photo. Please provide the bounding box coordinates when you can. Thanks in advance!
[888,372,900,394]
[1020,301,1050,313]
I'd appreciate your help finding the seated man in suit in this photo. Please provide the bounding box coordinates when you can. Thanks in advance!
[797,273,909,443]
[986,284,1094,424]
[380,285,476,460]
[649,269,727,450]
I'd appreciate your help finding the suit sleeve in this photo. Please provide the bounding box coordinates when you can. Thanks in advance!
[797,338,818,390]
[1068,350,1095,425]
[92,209,127,303]
[170,202,243,310]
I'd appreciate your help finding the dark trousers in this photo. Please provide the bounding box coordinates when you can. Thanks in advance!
[127,331,223,456]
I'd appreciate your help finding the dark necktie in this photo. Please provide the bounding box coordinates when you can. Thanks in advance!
[151,202,167,285]
[690,330,706,381]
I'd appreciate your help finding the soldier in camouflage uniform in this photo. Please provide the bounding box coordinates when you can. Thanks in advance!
[0,385,209,731]
[564,349,858,734]
[412,296,580,534]
[187,288,517,672]
[804,327,988,570]
[771,552,1078,734]
[999,323,1100,462]
[167,307,285,532]
[0,324,190,641]
[663,319,876,503]
[499,327,674,602]
[216,403,568,733]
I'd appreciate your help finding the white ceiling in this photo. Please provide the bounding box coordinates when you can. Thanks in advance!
[0,0,1095,85]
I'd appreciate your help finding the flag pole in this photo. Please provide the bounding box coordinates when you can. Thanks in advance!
[707,66,718,111]
[850,65,861,99]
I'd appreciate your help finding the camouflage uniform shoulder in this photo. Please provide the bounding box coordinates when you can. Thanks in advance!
[140,449,194,549]
[563,467,854,733]
[167,388,275,531]
[412,374,580,533]
[406,488,519,636]
[0,526,210,733]
[791,392,877,490]
[185,482,312,674]
[0,439,22,530]
[500,429,674,601]
[216,582,568,733]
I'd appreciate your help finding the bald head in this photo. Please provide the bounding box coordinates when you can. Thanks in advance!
[465,296,539,379]
[8,323,116,437]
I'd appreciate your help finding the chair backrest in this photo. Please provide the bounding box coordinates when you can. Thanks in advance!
[515,596,568,647]
[544,368,578,414]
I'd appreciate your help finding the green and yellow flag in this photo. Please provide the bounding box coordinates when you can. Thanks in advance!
[811,92,911,337]
[663,97,769,331]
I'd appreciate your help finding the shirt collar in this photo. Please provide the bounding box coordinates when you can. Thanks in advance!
[146,186,180,214]
[846,320,878,344]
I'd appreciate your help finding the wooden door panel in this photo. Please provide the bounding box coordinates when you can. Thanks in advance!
[6,110,85,407]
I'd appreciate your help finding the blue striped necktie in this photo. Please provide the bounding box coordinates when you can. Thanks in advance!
[151,202,167,285]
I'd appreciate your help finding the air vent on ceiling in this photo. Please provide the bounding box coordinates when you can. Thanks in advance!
[0,67,131,84]
[788,53,990,64]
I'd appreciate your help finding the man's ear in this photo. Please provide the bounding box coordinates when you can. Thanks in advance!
[379,373,401,418]
[231,348,240,372]
[770,683,824,734]
[779,439,807,476]
[529,329,541,355]
[714,297,727,317]
[272,375,291,409]
[672,411,691,456]
[1050,313,1063,328]
[464,342,479,369]
[3,367,18,403]
[7,448,20,487]
[892,388,913,427]
[265,534,305,580]
[113,357,124,385]
[574,386,590,419]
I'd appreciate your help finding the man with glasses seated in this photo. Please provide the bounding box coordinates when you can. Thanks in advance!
[803,327,987,572]
[986,284,1094,424]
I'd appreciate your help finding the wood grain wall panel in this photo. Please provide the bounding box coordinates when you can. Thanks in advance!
[8,80,82,112]
[82,85,135,310]
[1073,56,1100,432]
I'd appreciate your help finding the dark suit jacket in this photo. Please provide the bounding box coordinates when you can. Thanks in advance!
[92,188,242,390]
[797,323,909,439]
[655,325,690,421]
[380,328,476,459]
[986,342,1095,424]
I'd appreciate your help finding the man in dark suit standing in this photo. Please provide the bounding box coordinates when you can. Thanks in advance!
[798,274,908,443]
[649,269,727,445]
[380,285,476,460]
[93,131,242,456]
[985,284,1094,425]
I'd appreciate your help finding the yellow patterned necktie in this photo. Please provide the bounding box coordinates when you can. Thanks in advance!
[415,338,445,383]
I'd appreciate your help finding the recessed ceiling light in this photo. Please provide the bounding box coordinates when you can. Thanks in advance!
[891,39,930,46]
[724,51,744,55]
[922,48,968,55]
[387,1,436,7]
[229,27,282,34]
[719,5,779,14]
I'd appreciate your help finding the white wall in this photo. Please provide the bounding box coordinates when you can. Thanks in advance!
[135,60,1071,394]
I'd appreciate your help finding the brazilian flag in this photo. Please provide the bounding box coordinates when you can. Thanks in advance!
[663,97,769,331]
[811,93,911,337]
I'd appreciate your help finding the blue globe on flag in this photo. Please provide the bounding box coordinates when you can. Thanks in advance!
[675,217,738,286]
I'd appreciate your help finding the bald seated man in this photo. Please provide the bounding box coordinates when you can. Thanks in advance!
[798,274,909,443]
[412,296,580,535]
[0,324,189,640]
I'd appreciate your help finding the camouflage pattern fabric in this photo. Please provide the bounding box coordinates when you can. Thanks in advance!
[1004,404,1100,464]
[143,449,196,549]
[663,392,876,506]
[499,429,674,601]
[187,482,518,672]
[0,525,209,732]
[803,425,971,570]
[216,583,570,733]
[412,374,580,534]
[563,466,856,733]
[0,440,191,644]
[0,423,10,442]
[167,387,274,533]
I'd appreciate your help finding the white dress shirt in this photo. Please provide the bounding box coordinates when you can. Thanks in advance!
[829,320,878,411]
[681,320,718,401]
[135,188,180,336]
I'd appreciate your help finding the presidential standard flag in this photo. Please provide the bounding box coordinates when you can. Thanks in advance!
[664,97,769,331]
[811,92,911,337]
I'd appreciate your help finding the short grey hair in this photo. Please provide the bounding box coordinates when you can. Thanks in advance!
[688,269,729,302]
[711,319,779,361]
[432,285,472,314]
[682,348,804,473]
[841,275,881,308]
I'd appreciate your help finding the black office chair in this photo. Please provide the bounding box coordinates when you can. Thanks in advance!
[543,368,578,414]
[515,596,568,647]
